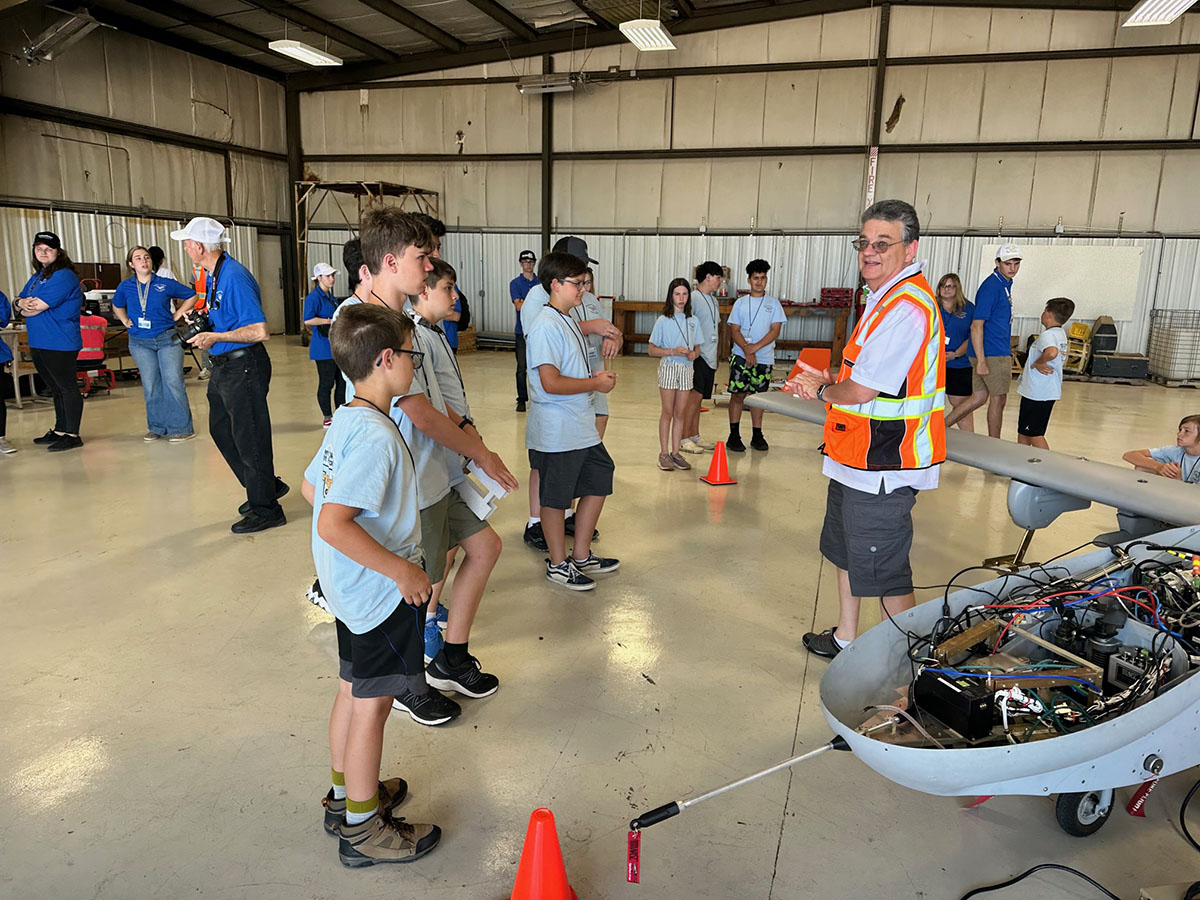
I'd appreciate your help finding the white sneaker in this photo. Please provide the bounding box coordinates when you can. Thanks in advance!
[0,437,16,454]
[679,439,705,454]
[695,437,717,450]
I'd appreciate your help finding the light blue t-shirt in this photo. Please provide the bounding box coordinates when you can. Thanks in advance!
[728,294,786,363]
[520,282,550,335]
[334,296,457,507]
[649,313,699,366]
[691,290,720,369]
[1149,445,1200,484]
[304,405,424,634]
[1017,325,1067,401]
[526,305,600,453]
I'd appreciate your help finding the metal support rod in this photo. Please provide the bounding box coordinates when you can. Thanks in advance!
[630,737,848,831]
[869,3,891,148]
[540,54,553,255]
[223,151,235,220]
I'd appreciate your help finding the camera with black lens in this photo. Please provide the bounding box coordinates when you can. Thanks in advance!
[173,311,213,344]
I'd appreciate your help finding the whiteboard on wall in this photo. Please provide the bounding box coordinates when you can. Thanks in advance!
[975,246,1143,322]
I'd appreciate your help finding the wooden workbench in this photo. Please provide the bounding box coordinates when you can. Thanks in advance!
[611,301,850,367]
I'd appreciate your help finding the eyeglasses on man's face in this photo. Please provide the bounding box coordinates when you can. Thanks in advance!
[378,348,424,370]
[851,238,904,254]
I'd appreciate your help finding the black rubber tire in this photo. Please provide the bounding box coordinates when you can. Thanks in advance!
[1055,791,1113,837]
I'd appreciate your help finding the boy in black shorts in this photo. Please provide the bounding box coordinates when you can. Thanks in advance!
[301,303,441,867]
[1015,297,1073,450]
[525,251,620,591]
[727,259,786,451]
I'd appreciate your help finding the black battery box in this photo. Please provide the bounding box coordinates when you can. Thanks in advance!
[912,670,994,740]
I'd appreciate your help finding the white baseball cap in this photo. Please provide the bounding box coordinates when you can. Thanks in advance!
[997,244,1023,261]
[170,216,230,244]
[312,262,338,278]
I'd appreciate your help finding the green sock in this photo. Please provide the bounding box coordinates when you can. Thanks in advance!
[331,768,346,801]
[345,793,379,826]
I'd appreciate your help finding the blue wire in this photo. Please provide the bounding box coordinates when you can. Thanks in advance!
[924,668,1100,693]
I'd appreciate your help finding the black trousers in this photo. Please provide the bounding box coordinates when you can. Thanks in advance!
[515,334,528,403]
[207,344,282,518]
[0,369,7,436]
[314,358,346,418]
[31,348,84,434]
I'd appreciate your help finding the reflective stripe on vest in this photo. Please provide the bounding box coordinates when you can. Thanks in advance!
[823,272,946,471]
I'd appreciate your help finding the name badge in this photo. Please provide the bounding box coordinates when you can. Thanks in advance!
[138,317,152,329]
[945,336,951,346]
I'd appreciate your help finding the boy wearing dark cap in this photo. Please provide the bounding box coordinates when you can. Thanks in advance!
[511,250,538,412]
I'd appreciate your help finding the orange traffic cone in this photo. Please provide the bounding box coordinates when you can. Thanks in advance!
[700,441,737,486]
[507,808,579,900]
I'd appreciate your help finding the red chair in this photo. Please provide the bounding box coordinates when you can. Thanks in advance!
[77,314,114,397]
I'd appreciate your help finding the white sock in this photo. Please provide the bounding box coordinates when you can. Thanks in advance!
[833,630,851,649]
[345,804,378,826]
[688,434,701,443]
[527,517,540,527]
[332,782,346,801]
[564,510,575,521]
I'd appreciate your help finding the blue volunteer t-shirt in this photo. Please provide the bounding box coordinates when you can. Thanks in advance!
[510,274,538,336]
[649,313,700,365]
[20,268,83,352]
[303,287,337,361]
[305,405,424,634]
[526,305,599,453]
[0,291,12,365]
[113,275,196,339]
[206,254,266,356]
[973,270,1014,358]
[939,300,975,369]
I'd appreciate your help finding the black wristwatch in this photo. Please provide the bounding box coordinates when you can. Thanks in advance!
[457,416,475,430]
[815,383,827,403]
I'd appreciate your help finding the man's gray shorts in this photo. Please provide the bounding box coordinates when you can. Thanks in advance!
[819,479,917,598]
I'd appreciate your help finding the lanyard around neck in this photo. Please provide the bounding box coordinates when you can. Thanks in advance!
[553,307,590,368]
[349,399,416,471]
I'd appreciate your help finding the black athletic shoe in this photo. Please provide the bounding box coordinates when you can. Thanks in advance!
[571,552,620,574]
[523,521,548,552]
[47,435,83,452]
[726,434,746,453]
[750,433,769,452]
[802,628,843,659]
[392,689,462,726]
[239,478,290,516]
[33,430,60,445]
[425,650,499,699]
[231,510,287,534]
[563,516,599,541]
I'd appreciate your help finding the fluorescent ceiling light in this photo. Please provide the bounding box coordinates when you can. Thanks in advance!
[269,39,342,66]
[1122,0,1198,26]
[517,74,576,95]
[619,18,676,52]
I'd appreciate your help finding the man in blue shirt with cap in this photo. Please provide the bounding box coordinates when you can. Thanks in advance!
[174,216,287,534]
[510,249,538,412]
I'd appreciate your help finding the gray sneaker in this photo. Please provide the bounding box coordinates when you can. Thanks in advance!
[669,452,692,471]
[337,812,441,868]
[0,437,16,454]
[143,431,162,442]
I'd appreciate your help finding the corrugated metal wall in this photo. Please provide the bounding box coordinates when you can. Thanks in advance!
[303,226,1191,357]
[1,207,258,298]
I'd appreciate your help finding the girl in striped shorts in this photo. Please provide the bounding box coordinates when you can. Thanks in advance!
[649,278,701,471]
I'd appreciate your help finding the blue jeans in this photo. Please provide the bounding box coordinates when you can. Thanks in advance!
[128,332,193,436]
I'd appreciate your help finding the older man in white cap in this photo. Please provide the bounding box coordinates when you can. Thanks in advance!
[944,244,1022,438]
[172,216,287,534]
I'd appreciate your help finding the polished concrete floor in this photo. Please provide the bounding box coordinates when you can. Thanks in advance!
[2,343,1197,900]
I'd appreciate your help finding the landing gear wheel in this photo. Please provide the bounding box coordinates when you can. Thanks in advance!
[1055,789,1113,836]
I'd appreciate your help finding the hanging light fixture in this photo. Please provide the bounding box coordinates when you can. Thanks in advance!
[619,18,676,51]
[1121,0,1198,27]
[269,39,342,66]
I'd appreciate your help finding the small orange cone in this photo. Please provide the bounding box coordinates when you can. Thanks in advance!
[507,808,578,900]
[700,441,737,486]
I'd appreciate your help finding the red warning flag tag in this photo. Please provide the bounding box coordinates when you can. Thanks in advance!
[626,830,641,883]
[1126,779,1158,817]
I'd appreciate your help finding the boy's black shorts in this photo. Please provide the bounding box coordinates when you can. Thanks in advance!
[335,600,428,698]
[1017,397,1055,437]
[528,443,614,510]
[692,359,716,399]
[945,365,973,397]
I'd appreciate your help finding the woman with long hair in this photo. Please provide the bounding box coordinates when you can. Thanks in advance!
[15,231,85,451]
[648,277,700,471]
[937,273,976,432]
[112,246,199,441]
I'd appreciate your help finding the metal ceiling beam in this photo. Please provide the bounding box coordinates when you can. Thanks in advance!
[565,0,614,29]
[459,0,537,40]
[238,0,403,61]
[354,0,461,52]
[86,3,286,81]
[96,0,275,56]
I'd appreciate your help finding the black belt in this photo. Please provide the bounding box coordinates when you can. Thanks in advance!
[211,344,266,364]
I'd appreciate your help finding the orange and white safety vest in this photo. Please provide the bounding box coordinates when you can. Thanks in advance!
[823,272,945,471]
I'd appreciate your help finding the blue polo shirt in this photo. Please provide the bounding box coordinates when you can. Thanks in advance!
[302,287,336,360]
[510,274,538,335]
[206,254,266,356]
[20,268,83,352]
[939,300,975,369]
[973,270,1014,358]
[113,275,197,339]
[0,291,11,364]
